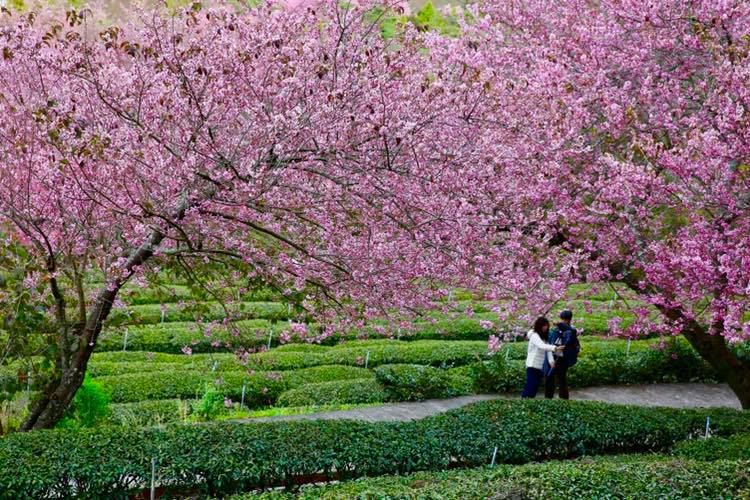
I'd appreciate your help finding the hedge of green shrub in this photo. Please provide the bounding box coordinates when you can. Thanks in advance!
[91,350,232,364]
[246,340,487,371]
[273,343,329,353]
[241,454,750,499]
[276,379,389,406]
[95,365,372,404]
[374,364,473,401]
[95,316,497,352]
[282,365,374,386]
[114,284,279,306]
[1,400,747,498]
[673,433,750,461]
[91,338,719,408]
[90,340,489,373]
[397,316,499,341]
[96,319,277,353]
[88,361,189,377]
[489,336,679,361]
[109,399,190,427]
[473,338,719,393]
[104,301,290,327]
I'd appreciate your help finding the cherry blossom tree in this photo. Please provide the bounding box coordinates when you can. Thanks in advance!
[2,0,749,433]
[0,0,484,429]
[434,0,750,406]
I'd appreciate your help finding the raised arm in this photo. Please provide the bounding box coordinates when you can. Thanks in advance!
[529,332,557,352]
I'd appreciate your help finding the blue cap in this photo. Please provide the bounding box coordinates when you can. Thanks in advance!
[560,310,573,320]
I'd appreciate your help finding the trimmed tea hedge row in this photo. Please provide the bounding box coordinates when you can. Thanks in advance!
[96,365,373,404]
[104,301,291,327]
[276,365,473,407]
[673,433,750,461]
[97,371,283,405]
[1,400,747,498]
[93,316,499,353]
[115,285,280,306]
[276,379,389,407]
[96,319,278,353]
[241,455,750,499]
[374,364,473,401]
[91,336,692,376]
[89,340,489,375]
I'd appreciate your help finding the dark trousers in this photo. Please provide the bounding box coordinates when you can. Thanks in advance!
[545,363,569,399]
[521,367,544,398]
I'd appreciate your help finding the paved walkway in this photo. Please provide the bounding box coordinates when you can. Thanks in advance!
[240,383,742,423]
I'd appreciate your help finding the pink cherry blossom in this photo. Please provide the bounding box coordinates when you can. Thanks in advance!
[487,335,502,355]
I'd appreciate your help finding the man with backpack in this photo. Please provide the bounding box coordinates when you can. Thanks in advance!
[543,309,580,399]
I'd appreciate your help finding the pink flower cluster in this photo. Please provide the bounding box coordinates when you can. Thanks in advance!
[487,335,502,355]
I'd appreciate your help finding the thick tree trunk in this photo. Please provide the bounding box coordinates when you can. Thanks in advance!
[20,229,166,430]
[21,369,85,430]
[20,286,121,430]
[680,321,750,409]
[614,268,750,409]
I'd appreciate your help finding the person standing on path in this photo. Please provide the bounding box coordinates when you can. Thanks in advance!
[544,309,580,400]
[521,317,564,398]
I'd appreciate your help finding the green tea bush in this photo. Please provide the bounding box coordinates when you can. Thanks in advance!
[115,284,195,305]
[280,340,485,370]
[96,318,309,353]
[241,455,750,499]
[273,343,328,353]
[109,399,189,427]
[282,365,373,386]
[276,379,388,406]
[1,400,747,498]
[116,285,279,306]
[95,365,371,405]
[57,376,111,429]
[374,364,472,401]
[95,370,285,404]
[673,433,750,461]
[193,383,229,421]
[91,350,235,364]
[88,361,190,377]
[91,340,488,372]
[104,301,290,327]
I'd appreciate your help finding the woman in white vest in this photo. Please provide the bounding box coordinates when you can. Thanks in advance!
[521,317,564,398]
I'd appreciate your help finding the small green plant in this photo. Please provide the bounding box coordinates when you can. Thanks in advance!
[192,383,227,421]
[412,1,461,37]
[0,393,31,435]
[57,376,111,429]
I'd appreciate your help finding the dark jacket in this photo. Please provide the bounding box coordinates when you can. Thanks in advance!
[544,322,579,373]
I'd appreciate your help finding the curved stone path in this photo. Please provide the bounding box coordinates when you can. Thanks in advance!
[240,383,742,423]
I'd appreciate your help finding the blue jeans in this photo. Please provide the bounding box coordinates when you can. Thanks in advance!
[521,367,544,398]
